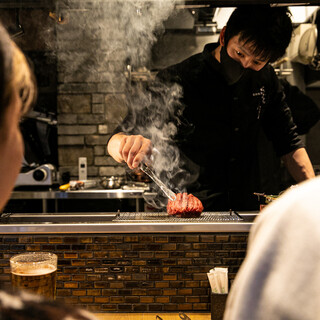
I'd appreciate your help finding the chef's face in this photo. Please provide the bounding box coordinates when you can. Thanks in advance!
[0,88,24,211]
[226,35,268,71]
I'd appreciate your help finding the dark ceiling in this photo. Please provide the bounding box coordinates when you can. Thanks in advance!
[0,0,319,9]
[181,0,319,4]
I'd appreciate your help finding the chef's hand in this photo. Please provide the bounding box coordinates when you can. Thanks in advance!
[107,133,152,169]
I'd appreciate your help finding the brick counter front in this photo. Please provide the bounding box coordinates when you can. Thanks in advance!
[0,233,248,313]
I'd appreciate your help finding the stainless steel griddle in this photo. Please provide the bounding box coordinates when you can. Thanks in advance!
[114,211,243,223]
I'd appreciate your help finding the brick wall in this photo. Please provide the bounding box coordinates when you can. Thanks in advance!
[56,4,129,180]
[57,86,128,179]
[0,233,248,313]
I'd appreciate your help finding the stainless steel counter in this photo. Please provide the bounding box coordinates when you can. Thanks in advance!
[0,212,257,234]
[10,189,149,199]
[10,189,152,212]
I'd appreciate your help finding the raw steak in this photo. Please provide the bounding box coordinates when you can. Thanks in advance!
[167,192,204,218]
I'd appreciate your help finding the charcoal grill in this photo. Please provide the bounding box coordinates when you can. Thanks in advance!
[114,211,243,223]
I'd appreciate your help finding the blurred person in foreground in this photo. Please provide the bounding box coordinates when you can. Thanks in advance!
[0,22,97,320]
[107,6,315,211]
[224,175,320,320]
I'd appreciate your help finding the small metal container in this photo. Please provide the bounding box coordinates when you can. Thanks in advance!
[100,176,125,189]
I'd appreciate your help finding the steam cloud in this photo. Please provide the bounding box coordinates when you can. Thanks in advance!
[55,0,197,208]
[55,0,178,80]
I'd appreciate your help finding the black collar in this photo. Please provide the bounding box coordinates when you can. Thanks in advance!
[202,42,221,71]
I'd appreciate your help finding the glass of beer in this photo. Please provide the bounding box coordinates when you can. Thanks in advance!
[10,252,57,299]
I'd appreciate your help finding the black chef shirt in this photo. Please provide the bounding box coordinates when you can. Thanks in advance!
[116,43,303,211]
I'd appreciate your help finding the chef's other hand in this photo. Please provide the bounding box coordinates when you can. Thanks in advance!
[107,133,152,169]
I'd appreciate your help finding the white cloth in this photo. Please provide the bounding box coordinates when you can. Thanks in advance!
[224,176,320,320]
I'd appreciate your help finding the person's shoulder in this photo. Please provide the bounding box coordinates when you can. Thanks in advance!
[175,42,217,70]
[157,43,216,83]
[157,52,204,78]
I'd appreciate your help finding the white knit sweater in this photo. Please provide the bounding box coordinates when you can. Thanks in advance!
[224,176,320,320]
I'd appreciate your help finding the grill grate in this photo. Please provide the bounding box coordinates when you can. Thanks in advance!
[114,211,242,223]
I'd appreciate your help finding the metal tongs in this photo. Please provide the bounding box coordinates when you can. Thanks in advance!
[253,192,278,203]
[139,162,176,201]
[156,312,191,320]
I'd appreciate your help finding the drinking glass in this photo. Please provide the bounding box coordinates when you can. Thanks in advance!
[10,252,57,299]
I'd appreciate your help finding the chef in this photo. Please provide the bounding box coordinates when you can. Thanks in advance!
[107,5,315,211]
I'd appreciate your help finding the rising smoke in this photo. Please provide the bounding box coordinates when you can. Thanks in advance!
[55,0,178,81]
[55,0,198,208]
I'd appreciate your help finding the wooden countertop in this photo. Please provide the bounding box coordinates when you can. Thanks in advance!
[95,313,211,320]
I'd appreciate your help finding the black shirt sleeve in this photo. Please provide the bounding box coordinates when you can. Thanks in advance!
[280,78,320,135]
[261,69,304,157]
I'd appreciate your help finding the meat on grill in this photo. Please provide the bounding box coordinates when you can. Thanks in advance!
[167,192,204,218]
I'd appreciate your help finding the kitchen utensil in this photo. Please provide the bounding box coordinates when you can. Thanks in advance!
[253,192,278,204]
[179,312,191,320]
[126,167,151,183]
[100,176,125,189]
[59,180,99,191]
[9,8,24,39]
[230,209,243,220]
[15,164,56,187]
[139,163,176,201]
[155,312,191,320]
[114,211,243,222]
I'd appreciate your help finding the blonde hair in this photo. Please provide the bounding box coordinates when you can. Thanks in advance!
[10,42,37,116]
[0,22,37,122]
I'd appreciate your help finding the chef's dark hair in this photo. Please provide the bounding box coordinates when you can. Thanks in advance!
[0,21,36,126]
[224,5,293,63]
